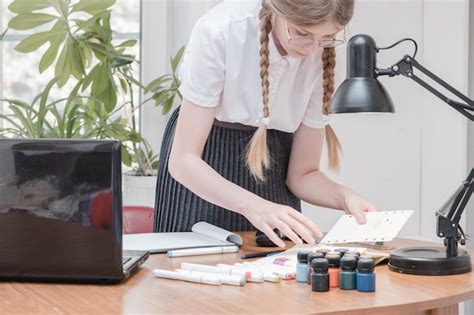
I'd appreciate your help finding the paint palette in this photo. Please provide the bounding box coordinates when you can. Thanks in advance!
[320,210,414,244]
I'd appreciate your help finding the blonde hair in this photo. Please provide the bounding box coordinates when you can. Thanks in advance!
[247,0,354,181]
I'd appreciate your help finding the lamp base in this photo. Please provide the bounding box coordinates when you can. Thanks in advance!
[388,247,472,276]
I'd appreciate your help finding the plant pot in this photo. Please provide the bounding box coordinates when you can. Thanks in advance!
[122,174,157,208]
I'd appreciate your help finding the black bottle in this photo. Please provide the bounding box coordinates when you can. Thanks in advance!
[311,258,330,292]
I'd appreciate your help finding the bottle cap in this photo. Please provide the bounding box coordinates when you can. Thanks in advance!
[312,258,329,272]
[345,250,361,257]
[326,254,341,267]
[357,257,375,273]
[307,252,325,264]
[297,250,311,263]
[316,248,329,255]
[340,256,357,271]
[334,248,349,256]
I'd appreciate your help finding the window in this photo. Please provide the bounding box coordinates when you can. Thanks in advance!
[0,0,141,127]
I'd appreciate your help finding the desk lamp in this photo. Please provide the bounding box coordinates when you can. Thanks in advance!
[330,34,473,275]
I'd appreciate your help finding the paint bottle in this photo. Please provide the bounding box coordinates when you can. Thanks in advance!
[357,258,376,292]
[307,252,325,285]
[339,256,357,290]
[311,258,329,292]
[296,250,310,283]
[334,248,349,256]
[327,251,343,258]
[316,248,329,256]
[345,250,361,258]
[326,254,341,288]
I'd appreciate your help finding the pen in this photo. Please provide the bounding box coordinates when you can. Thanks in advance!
[181,262,251,279]
[175,269,246,286]
[153,269,221,286]
[167,246,239,257]
[240,249,285,259]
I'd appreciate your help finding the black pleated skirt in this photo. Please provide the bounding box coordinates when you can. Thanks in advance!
[153,106,301,232]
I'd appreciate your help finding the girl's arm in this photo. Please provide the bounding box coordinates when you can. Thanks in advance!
[168,98,322,246]
[286,124,377,224]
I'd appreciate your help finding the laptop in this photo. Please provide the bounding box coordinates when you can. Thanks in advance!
[0,139,149,283]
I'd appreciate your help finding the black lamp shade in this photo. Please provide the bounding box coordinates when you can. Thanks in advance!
[330,34,395,114]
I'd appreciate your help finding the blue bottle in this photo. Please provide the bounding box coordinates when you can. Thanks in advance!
[339,256,357,290]
[296,250,310,283]
[357,258,376,292]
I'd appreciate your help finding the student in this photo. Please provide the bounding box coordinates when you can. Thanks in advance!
[153,0,377,247]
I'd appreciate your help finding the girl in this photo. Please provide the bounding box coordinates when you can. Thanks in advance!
[153,0,377,247]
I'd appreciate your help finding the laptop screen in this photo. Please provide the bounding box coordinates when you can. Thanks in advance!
[0,139,123,281]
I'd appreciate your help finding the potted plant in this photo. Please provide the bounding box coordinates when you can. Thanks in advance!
[1,0,183,206]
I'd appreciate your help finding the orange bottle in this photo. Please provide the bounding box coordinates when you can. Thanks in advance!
[326,254,341,288]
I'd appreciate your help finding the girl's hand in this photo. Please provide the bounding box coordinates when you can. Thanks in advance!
[242,199,323,248]
[343,188,378,224]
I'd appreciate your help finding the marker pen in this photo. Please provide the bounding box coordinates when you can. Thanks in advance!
[216,264,264,282]
[181,262,251,279]
[175,269,246,286]
[167,246,239,257]
[153,269,221,286]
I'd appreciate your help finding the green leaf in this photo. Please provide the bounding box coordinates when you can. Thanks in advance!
[116,39,137,48]
[72,0,116,15]
[75,9,111,32]
[80,44,93,68]
[152,91,170,107]
[8,13,58,30]
[121,147,132,166]
[144,75,171,93]
[81,64,100,92]
[91,64,110,95]
[0,28,8,41]
[162,97,174,115]
[8,1,52,14]
[15,31,63,53]
[111,54,135,68]
[69,41,85,80]
[55,39,71,87]
[39,33,65,73]
[119,78,128,94]
[50,0,69,18]
[171,46,185,72]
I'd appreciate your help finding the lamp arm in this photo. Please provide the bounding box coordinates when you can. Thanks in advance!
[449,169,474,225]
[376,55,474,121]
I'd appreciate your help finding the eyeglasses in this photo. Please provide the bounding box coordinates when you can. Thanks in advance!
[283,20,347,48]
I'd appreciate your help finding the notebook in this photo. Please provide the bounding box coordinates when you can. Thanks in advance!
[123,222,243,253]
[320,210,414,244]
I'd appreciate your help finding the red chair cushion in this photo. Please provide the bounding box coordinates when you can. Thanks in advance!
[122,206,154,234]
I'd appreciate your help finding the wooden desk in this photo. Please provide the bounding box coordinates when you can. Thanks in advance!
[1,233,473,314]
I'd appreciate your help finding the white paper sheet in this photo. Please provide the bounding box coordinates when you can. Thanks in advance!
[320,210,414,244]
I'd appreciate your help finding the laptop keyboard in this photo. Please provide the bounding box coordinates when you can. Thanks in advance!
[122,256,132,265]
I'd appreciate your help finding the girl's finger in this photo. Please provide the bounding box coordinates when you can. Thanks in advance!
[283,214,316,245]
[260,223,286,248]
[273,219,303,246]
[287,209,323,239]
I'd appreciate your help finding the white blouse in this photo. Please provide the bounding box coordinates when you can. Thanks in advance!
[178,0,330,133]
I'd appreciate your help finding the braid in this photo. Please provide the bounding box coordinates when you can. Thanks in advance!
[322,47,342,172]
[246,1,272,182]
[259,6,272,119]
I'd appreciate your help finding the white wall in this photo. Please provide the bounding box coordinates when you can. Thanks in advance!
[141,0,470,239]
